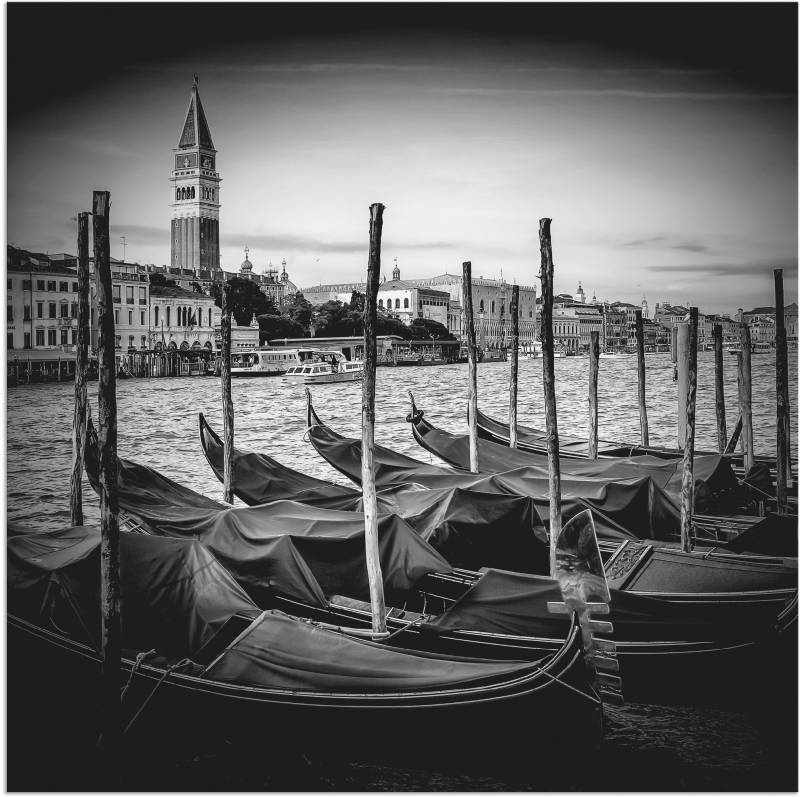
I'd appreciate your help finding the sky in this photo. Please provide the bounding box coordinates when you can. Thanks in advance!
[6,3,797,315]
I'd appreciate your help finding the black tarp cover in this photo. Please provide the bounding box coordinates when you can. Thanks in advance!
[307,420,679,541]
[7,526,258,658]
[422,568,765,641]
[411,412,745,514]
[84,435,453,608]
[204,609,543,692]
[200,415,549,573]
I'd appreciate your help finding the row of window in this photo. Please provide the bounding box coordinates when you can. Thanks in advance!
[175,187,216,201]
[8,278,79,292]
[113,310,148,327]
[152,305,214,328]
[9,301,80,321]
[112,285,148,304]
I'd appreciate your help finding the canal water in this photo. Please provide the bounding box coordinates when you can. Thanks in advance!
[5,351,798,790]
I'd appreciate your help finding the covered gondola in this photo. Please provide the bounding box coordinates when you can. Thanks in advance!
[8,525,600,762]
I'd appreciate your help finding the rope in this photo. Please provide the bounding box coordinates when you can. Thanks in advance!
[381,614,428,642]
[120,649,157,703]
[122,657,193,735]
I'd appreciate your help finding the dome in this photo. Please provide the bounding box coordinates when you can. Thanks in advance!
[240,246,253,274]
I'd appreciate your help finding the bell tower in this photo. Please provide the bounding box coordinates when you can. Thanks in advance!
[170,75,221,271]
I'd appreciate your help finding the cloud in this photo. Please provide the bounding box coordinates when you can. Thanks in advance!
[430,87,793,102]
[646,258,798,277]
[221,231,457,254]
[620,235,712,254]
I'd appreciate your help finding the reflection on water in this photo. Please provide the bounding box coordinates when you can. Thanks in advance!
[5,350,798,789]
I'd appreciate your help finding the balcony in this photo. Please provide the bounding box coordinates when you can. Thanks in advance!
[126,298,134,305]
[139,299,147,305]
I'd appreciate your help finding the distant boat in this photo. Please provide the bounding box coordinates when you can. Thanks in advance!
[283,353,363,385]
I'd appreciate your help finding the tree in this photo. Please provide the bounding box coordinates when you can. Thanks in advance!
[349,290,366,313]
[256,313,305,344]
[409,318,452,340]
[376,314,412,339]
[286,292,313,330]
[189,281,205,294]
[148,272,177,288]
[211,277,277,326]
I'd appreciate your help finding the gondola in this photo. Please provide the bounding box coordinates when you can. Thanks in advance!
[83,425,799,706]
[7,524,601,763]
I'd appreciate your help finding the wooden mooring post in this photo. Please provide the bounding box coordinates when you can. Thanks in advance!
[462,261,479,472]
[93,191,121,774]
[539,218,561,577]
[774,268,790,512]
[70,211,90,526]
[508,284,520,449]
[680,308,699,552]
[362,203,388,636]
[635,310,649,447]
[676,322,689,447]
[221,285,234,503]
[712,323,727,454]
[738,323,754,472]
[588,330,600,459]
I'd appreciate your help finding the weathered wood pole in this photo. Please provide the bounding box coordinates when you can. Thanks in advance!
[670,325,678,363]
[462,261,479,472]
[635,310,649,447]
[508,284,520,448]
[362,203,388,636]
[221,284,234,503]
[539,218,561,577]
[724,415,743,454]
[774,269,790,513]
[712,323,727,454]
[680,307,699,552]
[738,322,754,471]
[69,212,90,526]
[93,191,121,768]
[676,322,689,447]
[588,330,600,459]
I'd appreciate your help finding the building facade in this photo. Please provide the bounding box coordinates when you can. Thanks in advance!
[376,263,450,329]
[170,77,221,272]
[88,258,150,352]
[149,284,219,352]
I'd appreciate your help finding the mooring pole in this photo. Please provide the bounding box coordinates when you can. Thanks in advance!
[635,309,649,447]
[676,322,689,447]
[93,191,121,774]
[680,308,699,552]
[462,260,479,472]
[221,284,234,503]
[362,203,388,636]
[588,330,600,459]
[671,326,678,364]
[509,284,520,449]
[738,323,754,472]
[712,323,727,454]
[70,211,90,526]
[774,268,790,513]
[539,218,561,577]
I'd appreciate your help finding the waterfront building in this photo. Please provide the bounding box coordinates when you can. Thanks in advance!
[238,252,297,309]
[170,76,221,272]
[7,246,79,352]
[785,303,798,345]
[149,284,219,353]
[547,307,580,352]
[376,263,450,329]
[600,305,626,353]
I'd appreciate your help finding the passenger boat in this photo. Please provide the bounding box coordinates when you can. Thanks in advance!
[283,352,363,384]
[8,524,601,760]
[83,422,799,707]
[230,348,307,377]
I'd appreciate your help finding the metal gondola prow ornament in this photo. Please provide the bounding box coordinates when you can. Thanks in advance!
[547,509,624,706]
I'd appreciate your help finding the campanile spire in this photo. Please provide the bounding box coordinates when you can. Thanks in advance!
[170,76,221,271]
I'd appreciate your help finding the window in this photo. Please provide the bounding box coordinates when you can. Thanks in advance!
[154,306,159,326]
[72,282,79,292]
[208,308,212,327]
[36,280,45,291]
[404,298,409,309]
[128,311,133,325]
[24,332,31,348]
[114,310,119,325]
[128,335,135,349]
[36,302,43,318]
[491,301,495,314]
[59,281,69,292]
[60,302,69,318]
[47,281,56,292]
[395,299,400,309]
[126,286,134,304]
[141,335,147,349]
[115,335,122,349]
[479,300,484,313]
[139,287,147,305]
[113,285,121,304]
[71,302,77,318]
[7,333,13,348]
[378,299,383,309]
[47,329,56,346]
[23,306,31,321]
[7,278,12,290]
[71,330,77,345]
[22,280,31,291]
[7,305,13,322]
[48,302,56,318]
[35,329,44,346]
[61,329,68,345]
[166,307,171,326]
[140,311,146,325]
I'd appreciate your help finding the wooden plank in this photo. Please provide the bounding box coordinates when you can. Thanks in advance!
[362,203,388,636]
[462,261,479,472]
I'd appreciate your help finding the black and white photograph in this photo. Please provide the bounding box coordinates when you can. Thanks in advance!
[5,1,798,791]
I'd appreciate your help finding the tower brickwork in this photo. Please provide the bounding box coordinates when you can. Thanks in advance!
[170,76,221,271]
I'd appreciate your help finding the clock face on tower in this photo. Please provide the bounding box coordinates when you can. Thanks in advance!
[176,153,197,170]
